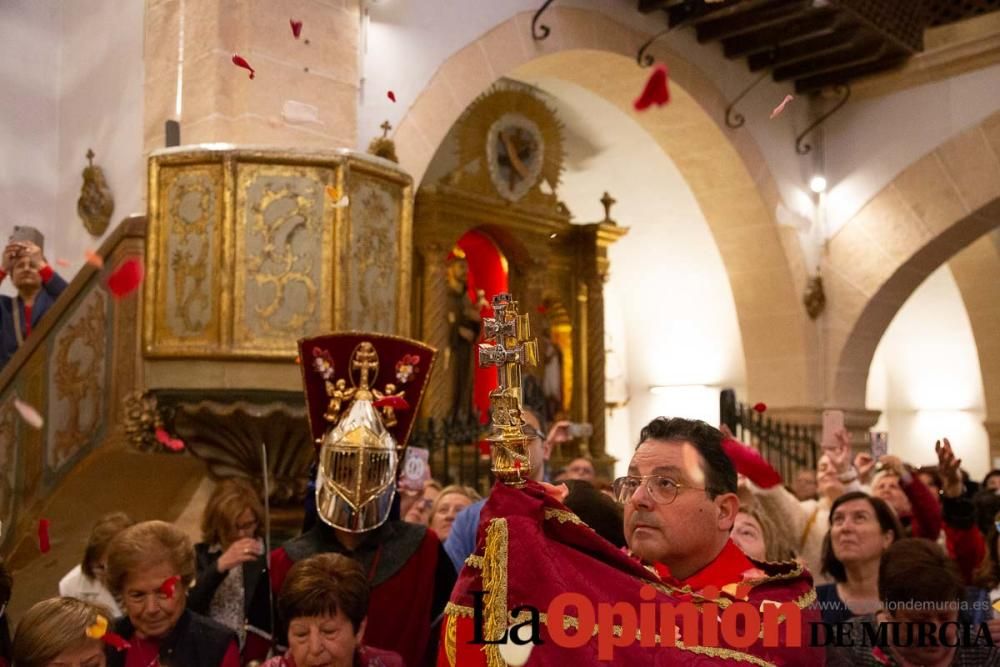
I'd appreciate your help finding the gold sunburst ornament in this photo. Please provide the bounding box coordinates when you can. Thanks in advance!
[456,84,564,203]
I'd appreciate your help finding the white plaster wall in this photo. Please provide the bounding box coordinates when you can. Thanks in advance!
[520,78,747,477]
[365,1,1000,255]
[825,64,1000,236]
[0,0,144,295]
[866,265,990,478]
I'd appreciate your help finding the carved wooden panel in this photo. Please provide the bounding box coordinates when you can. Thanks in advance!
[0,393,16,548]
[47,288,109,472]
[344,174,402,333]
[234,164,333,351]
[149,165,224,353]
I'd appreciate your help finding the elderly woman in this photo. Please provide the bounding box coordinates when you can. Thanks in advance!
[263,553,402,667]
[816,492,904,624]
[732,504,796,563]
[188,479,271,662]
[105,520,239,667]
[12,597,109,667]
[59,512,133,617]
[428,485,480,541]
[401,479,442,526]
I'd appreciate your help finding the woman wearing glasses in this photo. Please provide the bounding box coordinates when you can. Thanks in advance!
[188,479,273,663]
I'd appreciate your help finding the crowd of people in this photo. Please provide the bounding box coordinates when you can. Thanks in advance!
[4,415,1000,665]
[3,323,1000,665]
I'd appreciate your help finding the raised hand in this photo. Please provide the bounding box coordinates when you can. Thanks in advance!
[935,438,963,498]
[826,429,853,474]
[854,452,876,484]
[216,537,261,573]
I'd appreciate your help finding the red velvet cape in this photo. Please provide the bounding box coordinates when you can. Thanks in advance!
[439,481,823,666]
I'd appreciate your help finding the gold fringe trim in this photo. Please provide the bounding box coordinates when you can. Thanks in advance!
[480,518,509,667]
[543,507,584,525]
[465,554,484,569]
[445,602,475,618]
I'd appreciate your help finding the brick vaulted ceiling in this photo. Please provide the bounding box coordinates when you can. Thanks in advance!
[637,0,1000,93]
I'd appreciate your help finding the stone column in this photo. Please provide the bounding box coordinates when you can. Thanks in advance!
[144,0,359,155]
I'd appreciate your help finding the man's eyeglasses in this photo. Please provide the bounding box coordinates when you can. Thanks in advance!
[612,475,705,505]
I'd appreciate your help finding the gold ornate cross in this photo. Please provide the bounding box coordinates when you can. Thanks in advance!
[478,293,538,487]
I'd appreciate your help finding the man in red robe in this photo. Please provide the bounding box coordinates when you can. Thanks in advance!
[271,333,455,667]
[441,416,823,665]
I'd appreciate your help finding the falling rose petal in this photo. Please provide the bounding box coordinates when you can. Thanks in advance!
[55,258,71,268]
[387,90,396,103]
[753,402,767,413]
[84,249,104,269]
[38,518,51,554]
[106,258,144,299]
[102,632,131,652]
[290,19,303,39]
[769,94,794,119]
[86,615,109,639]
[159,575,182,598]
[232,53,256,80]
[14,398,43,429]
[155,427,185,452]
[334,195,349,208]
[633,64,670,111]
[540,482,569,503]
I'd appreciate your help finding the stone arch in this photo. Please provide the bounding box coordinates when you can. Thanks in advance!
[394,7,816,407]
[825,113,1000,410]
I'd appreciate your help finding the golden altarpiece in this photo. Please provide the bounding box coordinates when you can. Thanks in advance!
[411,84,626,483]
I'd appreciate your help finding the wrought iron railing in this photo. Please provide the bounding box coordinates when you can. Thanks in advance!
[409,413,493,495]
[719,389,819,485]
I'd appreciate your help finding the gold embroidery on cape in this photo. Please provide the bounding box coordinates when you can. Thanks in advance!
[480,518,509,667]
[465,554,484,569]
[444,602,475,618]
[444,613,457,667]
[543,507,584,525]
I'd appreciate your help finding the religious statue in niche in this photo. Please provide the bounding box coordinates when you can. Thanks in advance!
[540,327,564,422]
[77,149,114,237]
[445,251,483,422]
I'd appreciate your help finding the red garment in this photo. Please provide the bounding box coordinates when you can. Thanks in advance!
[946,521,986,585]
[901,475,943,540]
[651,539,754,592]
[271,529,441,667]
[439,481,824,666]
[123,637,239,667]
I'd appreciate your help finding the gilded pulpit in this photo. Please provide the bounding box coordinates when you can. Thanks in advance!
[411,83,626,484]
[138,146,413,509]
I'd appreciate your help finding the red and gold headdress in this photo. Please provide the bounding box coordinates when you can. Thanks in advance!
[298,333,436,532]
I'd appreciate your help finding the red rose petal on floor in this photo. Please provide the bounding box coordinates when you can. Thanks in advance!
[387,90,396,103]
[84,249,104,269]
[769,94,794,119]
[633,64,670,111]
[159,575,181,598]
[232,53,256,80]
[38,518,51,553]
[753,402,767,413]
[106,258,144,299]
[290,19,303,39]
[14,398,43,429]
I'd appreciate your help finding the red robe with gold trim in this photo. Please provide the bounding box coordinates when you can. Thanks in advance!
[439,481,822,666]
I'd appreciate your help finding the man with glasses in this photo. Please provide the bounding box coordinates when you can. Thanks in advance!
[614,417,821,663]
